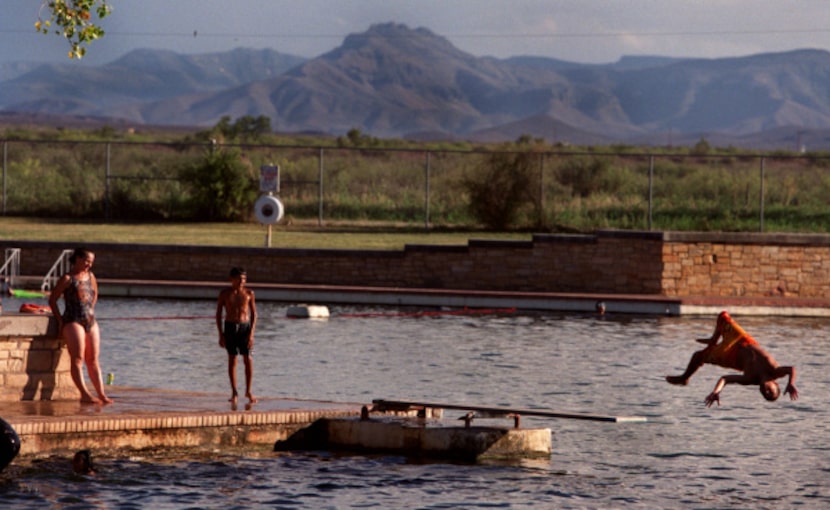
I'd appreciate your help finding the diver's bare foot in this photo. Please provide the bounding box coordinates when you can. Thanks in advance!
[229,394,238,404]
[666,375,688,385]
[100,396,114,404]
[246,393,257,404]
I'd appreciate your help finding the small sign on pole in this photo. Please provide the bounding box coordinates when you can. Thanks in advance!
[258,165,282,248]
[260,165,280,193]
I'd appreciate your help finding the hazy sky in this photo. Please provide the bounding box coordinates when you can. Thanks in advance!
[3,0,830,65]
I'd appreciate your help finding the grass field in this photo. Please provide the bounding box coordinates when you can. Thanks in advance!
[0,217,532,250]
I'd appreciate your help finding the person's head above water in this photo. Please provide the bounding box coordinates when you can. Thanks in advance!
[72,450,95,475]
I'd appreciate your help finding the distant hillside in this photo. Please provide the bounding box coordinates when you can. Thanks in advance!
[0,48,306,117]
[0,61,41,82]
[3,23,830,149]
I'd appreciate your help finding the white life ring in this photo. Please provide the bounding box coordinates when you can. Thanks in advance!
[254,195,284,225]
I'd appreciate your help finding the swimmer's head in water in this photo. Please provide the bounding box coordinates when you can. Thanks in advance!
[72,450,95,474]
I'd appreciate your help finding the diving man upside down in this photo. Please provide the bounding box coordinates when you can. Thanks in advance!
[666,311,798,407]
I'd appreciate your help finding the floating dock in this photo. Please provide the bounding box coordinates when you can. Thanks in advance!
[274,399,647,462]
[276,416,553,461]
[286,304,330,319]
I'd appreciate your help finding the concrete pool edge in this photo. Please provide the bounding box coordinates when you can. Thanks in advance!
[0,387,365,458]
[94,279,830,317]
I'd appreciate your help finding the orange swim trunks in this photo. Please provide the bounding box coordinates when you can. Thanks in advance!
[702,311,758,370]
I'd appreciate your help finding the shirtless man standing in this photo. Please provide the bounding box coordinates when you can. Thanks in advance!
[666,311,798,407]
[216,267,257,404]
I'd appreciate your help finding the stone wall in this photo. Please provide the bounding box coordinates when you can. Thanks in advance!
[2,230,830,298]
[661,232,830,297]
[0,314,79,402]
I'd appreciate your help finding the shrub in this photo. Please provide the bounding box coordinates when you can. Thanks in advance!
[556,157,611,198]
[179,148,258,221]
[464,152,536,229]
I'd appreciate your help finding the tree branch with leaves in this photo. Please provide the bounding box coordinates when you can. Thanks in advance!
[35,0,112,59]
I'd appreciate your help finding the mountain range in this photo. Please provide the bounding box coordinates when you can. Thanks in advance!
[3,22,830,149]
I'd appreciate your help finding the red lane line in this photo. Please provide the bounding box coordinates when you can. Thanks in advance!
[98,307,517,321]
[99,316,215,321]
[338,307,517,318]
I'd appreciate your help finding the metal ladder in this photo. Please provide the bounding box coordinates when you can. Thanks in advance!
[41,249,74,292]
[0,248,21,291]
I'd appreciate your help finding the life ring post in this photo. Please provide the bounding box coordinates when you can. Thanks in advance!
[254,193,284,247]
[257,165,284,247]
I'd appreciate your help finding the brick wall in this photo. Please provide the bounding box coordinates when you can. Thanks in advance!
[0,314,79,402]
[2,230,830,298]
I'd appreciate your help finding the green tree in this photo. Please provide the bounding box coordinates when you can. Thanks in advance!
[232,115,273,142]
[464,152,536,229]
[180,148,258,221]
[195,116,273,144]
[215,116,233,139]
[36,0,111,59]
[692,137,712,156]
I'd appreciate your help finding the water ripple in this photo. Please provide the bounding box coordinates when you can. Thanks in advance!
[1,300,827,508]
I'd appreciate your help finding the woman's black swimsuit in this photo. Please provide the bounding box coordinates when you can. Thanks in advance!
[62,275,96,332]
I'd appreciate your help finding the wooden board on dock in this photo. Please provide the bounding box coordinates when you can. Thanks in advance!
[372,399,647,423]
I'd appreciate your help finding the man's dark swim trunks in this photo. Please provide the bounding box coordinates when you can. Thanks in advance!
[223,321,252,356]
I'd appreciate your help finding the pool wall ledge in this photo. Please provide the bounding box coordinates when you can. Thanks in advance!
[10,406,362,457]
[0,314,80,402]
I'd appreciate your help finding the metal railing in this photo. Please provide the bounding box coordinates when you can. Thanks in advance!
[41,249,73,292]
[0,248,20,290]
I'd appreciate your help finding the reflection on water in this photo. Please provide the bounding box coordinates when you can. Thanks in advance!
[1,297,829,508]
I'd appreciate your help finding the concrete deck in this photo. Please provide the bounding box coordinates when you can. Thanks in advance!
[0,386,364,457]
[0,387,556,462]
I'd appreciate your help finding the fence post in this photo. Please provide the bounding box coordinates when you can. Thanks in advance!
[105,142,111,221]
[759,156,765,232]
[538,152,545,226]
[424,151,431,230]
[2,141,6,216]
[648,155,654,230]
[318,147,324,226]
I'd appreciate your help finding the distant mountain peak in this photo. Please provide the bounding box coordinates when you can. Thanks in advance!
[337,22,466,59]
[361,22,442,39]
[4,24,830,149]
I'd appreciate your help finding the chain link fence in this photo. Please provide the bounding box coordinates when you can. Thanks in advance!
[2,139,830,232]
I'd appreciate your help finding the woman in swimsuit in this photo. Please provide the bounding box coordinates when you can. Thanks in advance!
[49,248,113,404]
